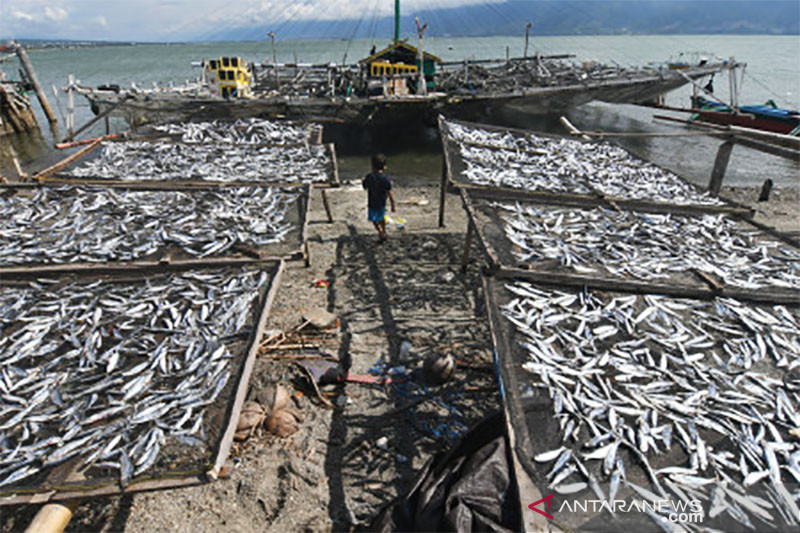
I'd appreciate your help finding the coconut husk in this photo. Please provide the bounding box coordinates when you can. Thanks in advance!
[267,407,303,437]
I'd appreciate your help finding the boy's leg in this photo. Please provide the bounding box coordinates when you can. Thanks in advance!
[377,220,387,240]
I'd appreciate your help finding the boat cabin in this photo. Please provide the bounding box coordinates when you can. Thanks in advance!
[204,57,252,99]
[359,41,441,95]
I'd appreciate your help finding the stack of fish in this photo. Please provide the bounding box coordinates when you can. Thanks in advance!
[445,121,722,206]
[64,141,330,183]
[152,118,313,145]
[503,281,800,530]
[0,186,295,266]
[498,203,800,290]
[0,268,269,488]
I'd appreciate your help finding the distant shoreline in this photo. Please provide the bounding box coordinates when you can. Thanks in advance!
[6,33,799,51]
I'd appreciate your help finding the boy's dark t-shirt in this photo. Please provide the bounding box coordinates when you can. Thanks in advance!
[363,172,392,210]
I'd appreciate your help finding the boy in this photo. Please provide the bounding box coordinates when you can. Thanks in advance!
[362,153,395,242]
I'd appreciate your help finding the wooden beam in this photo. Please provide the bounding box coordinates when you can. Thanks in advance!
[208,261,285,479]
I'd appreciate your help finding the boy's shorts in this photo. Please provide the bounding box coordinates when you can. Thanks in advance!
[368,207,386,222]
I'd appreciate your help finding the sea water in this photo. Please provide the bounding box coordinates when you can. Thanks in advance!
[6,34,799,186]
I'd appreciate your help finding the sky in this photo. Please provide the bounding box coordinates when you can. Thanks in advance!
[0,0,500,41]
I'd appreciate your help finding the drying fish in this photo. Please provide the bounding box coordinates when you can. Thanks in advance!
[152,118,314,145]
[444,120,723,206]
[503,281,800,529]
[0,268,270,488]
[0,185,295,266]
[497,202,800,290]
[65,139,329,183]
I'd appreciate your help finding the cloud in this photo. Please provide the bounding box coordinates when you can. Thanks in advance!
[44,6,68,21]
[0,0,504,41]
[11,10,36,21]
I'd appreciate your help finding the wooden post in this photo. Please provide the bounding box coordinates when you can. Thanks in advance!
[15,44,57,124]
[415,17,428,96]
[66,74,75,140]
[758,179,773,202]
[438,154,448,228]
[524,22,532,58]
[708,140,734,196]
[268,32,279,92]
[461,220,474,273]
[320,189,334,223]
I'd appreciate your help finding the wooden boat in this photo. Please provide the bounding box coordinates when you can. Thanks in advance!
[690,96,800,136]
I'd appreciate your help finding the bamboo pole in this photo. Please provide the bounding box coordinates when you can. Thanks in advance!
[14,44,57,124]
[24,501,79,533]
[559,116,591,141]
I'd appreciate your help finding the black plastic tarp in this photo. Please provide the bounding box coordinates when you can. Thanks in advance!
[368,412,521,532]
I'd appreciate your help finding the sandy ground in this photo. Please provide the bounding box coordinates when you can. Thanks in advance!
[720,185,799,235]
[1,181,797,532]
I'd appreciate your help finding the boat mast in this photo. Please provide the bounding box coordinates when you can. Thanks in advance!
[394,0,400,42]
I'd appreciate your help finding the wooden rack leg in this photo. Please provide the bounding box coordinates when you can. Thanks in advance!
[461,220,474,273]
[708,141,734,196]
[438,156,447,228]
[321,189,333,223]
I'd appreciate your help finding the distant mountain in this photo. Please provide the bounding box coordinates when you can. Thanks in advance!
[203,0,799,41]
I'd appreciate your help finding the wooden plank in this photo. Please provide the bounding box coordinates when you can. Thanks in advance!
[41,176,308,190]
[32,141,102,179]
[464,183,752,218]
[208,260,285,479]
[0,257,273,281]
[494,266,799,305]
[2,473,205,506]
